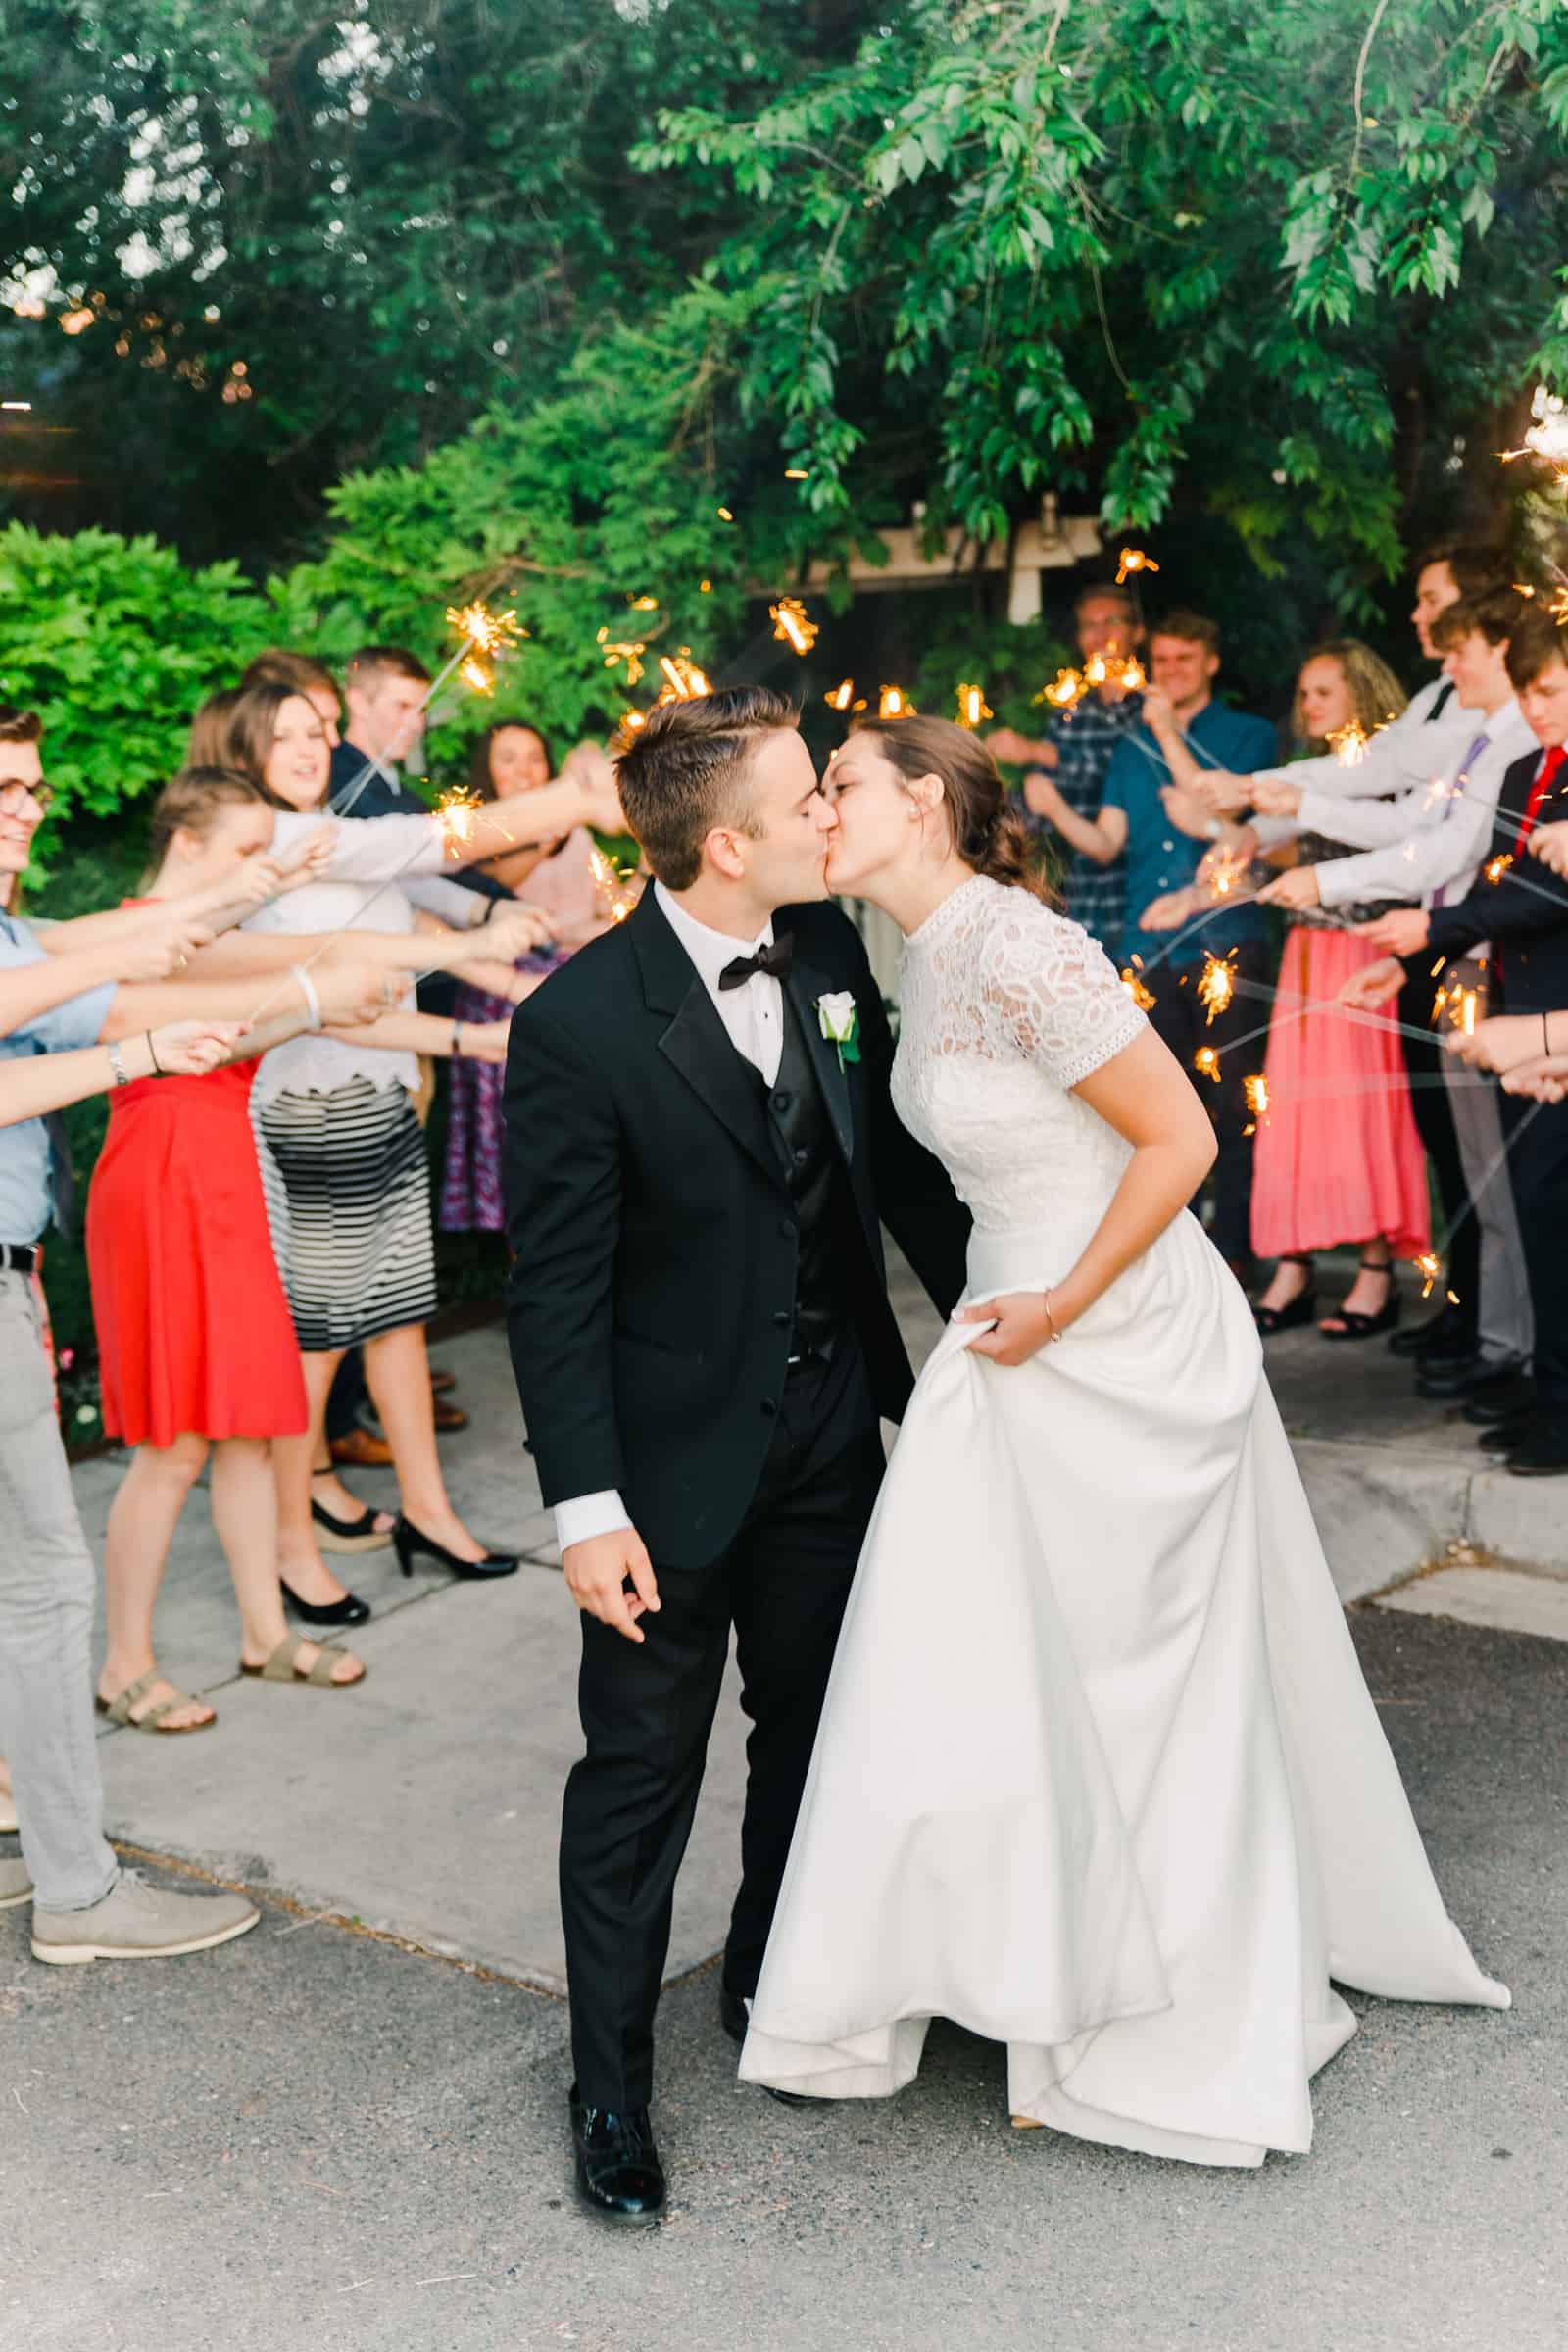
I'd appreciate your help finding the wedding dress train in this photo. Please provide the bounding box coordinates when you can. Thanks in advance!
[740,876,1507,2167]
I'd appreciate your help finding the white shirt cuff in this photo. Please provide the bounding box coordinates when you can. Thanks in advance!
[554,1490,633,1551]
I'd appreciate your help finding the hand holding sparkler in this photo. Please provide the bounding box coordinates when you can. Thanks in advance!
[1255,865,1322,912]
[986,726,1057,771]
[1529,820,1568,877]
[1444,1011,1562,1076]
[1335,956,1406,1012]
[445,906,556,967]
[1250,778,1302,821]
[1501,1054,1568,1102]
[1160,783,1220,843]
[1356,906,1429,957]
[1139,684,1179,742]
[147,1019,252,1077]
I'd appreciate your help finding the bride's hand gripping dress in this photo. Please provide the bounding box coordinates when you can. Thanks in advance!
[740,874,1507,2169]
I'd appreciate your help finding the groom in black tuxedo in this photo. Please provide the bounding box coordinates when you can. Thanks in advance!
[503,686,970,2223]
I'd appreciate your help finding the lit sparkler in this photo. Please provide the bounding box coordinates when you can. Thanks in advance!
[1121,967,1156,1011]
[825,678,858,711]
[657,652,712,701]
[1497,386,1568,482]
[1193,1045,1221,1083]
[1118,656,1147,692]
[446,602,525,660]
[878,685,915,717]
[460,656,494,697]
[1415,1251,1443,1299]
[1485,853,1515,884]
[597,629,647,686]
[1082,653,1109,687]
[589,843,642,925]
[1326,720,1372,768]
[769,597,819,654]
[1244,1073,1270,1118]
[1198,949,1238,1025]
[435,785,485,855]
[956,682,994,727]
[1115,548,1159,586]
[1205,845,1250,899]
[1036,667,1087,710]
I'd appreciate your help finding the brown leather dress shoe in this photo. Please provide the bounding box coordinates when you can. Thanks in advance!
[432,1399,470,1432]
[329,1427,395,1470]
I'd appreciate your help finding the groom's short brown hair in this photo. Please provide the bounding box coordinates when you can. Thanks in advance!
[616,685,799,889]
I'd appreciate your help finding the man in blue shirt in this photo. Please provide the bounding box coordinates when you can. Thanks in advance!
[1022,611,1279,1278]
[0,709,258,1961]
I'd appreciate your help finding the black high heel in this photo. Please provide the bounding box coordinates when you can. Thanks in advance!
[1320,1255,1400,1342]
[392,1515,519,1582]
[1253,1255,1317,1335]
[279,1579,371,1628]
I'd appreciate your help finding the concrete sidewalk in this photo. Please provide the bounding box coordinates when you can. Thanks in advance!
[70,1251,1566,1998]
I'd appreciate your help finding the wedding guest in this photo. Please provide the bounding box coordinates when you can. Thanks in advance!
[1343,606,1568,1476]
[88,769,442,1727]
[440,721,619,1232]
[1192,642,1421,1334]
[986,580,1146,947]
[242,650,342,746]
[208,680,618,1611]
[1254,591,1536,1392]
[1027,612,1277,1280]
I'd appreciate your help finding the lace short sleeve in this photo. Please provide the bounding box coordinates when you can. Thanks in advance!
[978,896,1147,1091]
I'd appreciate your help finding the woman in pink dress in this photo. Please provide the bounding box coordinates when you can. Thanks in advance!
[1246,642,1429,1338]
[441,723,622,1231]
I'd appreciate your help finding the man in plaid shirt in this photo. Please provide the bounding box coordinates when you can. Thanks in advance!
[988,582,1144,949]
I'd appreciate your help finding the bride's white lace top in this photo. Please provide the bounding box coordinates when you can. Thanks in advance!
[893,874,1147,1232]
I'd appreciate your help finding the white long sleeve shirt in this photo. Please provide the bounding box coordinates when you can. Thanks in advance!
[553,881,785,1553]
[1251,675,1486,850]
[1301,700,1538,910]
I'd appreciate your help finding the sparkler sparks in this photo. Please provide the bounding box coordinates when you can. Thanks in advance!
[769,597,819,654]
[435,785,484,855]
[1415,1251,1443,1299]
[1037,667,1088,710]
[460,657,494,696]
[1118,656,1147,692]
[1115,548,1159,585]
[878,685,915,717]
[589,843,642,925]
[1198,949,1238,1025]
[956,682,994,728]
[1326,720,1372,768]
[1485,853,1515,884]
[446,602,524,659]
[596,629,647,686]
[1121,967,1156,1011]
[824,678,858,711]
[657,652,712,701]
[1243,1073,1270,1118]
[1205,846,1250,899]
[1193,1045,1222,1083]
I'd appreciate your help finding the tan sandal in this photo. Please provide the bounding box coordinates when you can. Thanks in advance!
[94,1669,216,1735]
[240,1634,365,1688]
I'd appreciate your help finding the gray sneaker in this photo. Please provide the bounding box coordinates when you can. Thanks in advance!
[0,1856,32,1909]
[31,1867,259,1965]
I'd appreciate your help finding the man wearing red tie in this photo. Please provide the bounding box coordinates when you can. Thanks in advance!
[1345,607,1568,1475]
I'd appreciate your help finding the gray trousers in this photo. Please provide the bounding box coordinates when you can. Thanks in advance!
[1441,961,1534,1369]
[0,1272,119,1909]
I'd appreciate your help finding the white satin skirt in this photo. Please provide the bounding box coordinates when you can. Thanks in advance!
[739,1207,1508,2166]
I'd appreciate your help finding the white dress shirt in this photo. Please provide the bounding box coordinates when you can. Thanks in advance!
[1298,700,1537,911]
[553,881,786,1553]
[1251,675,1486,849]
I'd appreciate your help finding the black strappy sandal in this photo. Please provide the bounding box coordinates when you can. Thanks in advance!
[1320,1255,1400,1342]
[1253,1255,1317,1334]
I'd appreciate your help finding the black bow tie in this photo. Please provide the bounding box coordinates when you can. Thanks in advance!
[718,935,794,992]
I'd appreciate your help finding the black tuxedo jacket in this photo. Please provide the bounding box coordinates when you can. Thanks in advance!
[503,888,972,1567]
[1423,749,1568,1014]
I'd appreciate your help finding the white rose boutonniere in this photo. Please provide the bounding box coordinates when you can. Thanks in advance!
[815,990,861,1069]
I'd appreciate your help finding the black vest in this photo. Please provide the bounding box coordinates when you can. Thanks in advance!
[761,986,849,1355]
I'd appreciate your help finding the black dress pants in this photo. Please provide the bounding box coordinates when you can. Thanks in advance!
[1500,1092,1568,1416]
[1147,938,1271,1270]
[560,1341,884,2111]
[1397,966,1481,1329]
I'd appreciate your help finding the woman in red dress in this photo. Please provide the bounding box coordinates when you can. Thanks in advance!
[87,771,385,1729]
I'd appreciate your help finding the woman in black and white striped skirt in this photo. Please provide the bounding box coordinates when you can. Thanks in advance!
[211,680,624,1617]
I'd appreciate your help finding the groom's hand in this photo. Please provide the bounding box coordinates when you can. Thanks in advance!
[563,1529,661,1643]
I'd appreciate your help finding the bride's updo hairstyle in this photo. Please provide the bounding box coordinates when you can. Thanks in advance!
[856,714,1054,904]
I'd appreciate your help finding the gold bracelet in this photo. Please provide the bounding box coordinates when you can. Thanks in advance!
[1041,1290,1063,1343]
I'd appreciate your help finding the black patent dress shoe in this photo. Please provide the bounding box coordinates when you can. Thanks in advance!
[279,1578,371,1628]
[1479,1410,1536,1454]
[392,1516,518,1581]
[1390,1304,1476,1360]
[568,2090,665,2226]
[1461,1366,1536,1426]
[719,1983,822,2108]
[1415,1352,1484,1398]
[1505,1417,1568,1477]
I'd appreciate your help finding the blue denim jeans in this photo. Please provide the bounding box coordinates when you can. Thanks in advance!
[0,1272,118,1909]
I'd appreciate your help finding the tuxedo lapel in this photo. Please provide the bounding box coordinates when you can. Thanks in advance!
[783,948,855,1165]
[629,887,780,1184]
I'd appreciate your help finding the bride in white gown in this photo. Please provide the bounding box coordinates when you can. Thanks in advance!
[739,715,1507,2168]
